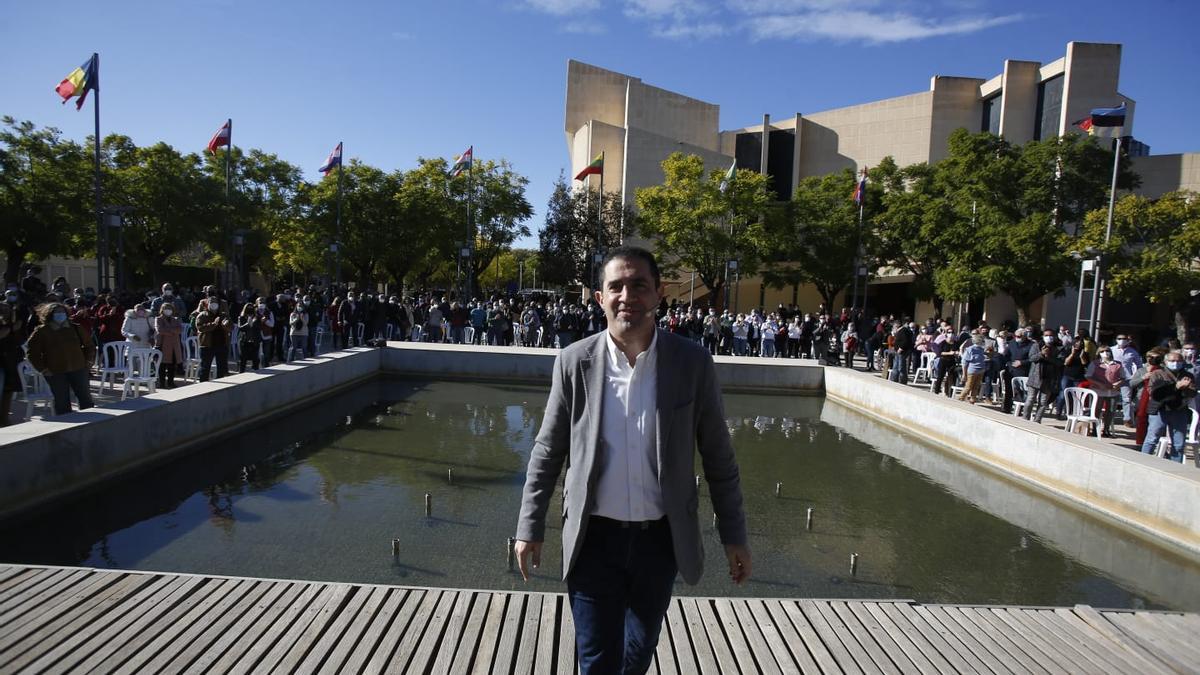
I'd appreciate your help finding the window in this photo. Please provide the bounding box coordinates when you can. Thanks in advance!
[1034,75,1064,140]
[735,132,762,173]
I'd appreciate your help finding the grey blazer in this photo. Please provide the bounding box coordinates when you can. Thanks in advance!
[515,329,747,585]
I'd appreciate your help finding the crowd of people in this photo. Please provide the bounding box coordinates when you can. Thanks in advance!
[0,264,1194,465]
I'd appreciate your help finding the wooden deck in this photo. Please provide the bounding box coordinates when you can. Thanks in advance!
[0,565,1197,674]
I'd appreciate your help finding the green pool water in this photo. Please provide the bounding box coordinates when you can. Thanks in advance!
[2,378,1197,610]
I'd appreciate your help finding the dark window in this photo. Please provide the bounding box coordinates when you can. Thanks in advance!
[1034,75,1064,140]
[767,130,795,200]
[981,93,1002,135]
[735,132,762,174]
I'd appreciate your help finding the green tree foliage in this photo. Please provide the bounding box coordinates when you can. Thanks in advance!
[1079,191,1200,340]
[763,169,873,310]
[462,159,534,295]
[0,117,92,283]
[635,152,771,310]
[537,174,632,288]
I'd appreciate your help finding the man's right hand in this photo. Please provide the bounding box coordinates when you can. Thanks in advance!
[514,539,542,582]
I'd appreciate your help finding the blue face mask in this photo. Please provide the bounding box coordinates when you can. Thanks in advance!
[1167,361,1184,371]
[52,312,68,324]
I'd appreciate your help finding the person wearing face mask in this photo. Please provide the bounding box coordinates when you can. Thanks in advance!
[195,296,231,381]
[1130,350,1165,447]
[120,303,156,347]
[253,298,276,365]
[1000,330,1033,414]
[1024,331,1065,423]
[1055,335,1091,419]
[94,294,125,356]
[888,321,915,383]
[1086,348,1127,437]
[25,303,96,416]
[0,297,26,425]
[1140,351,1196,461]
[287,301,309,361]
[1110,334,1143,429]
[237,302,262,372]
[154,302,183,388]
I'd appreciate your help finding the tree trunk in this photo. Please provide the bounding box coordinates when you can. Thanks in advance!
[1016,305,1029,328]
[4,246,28,285]
[1176,307,1190,343]
[932,296,944,319]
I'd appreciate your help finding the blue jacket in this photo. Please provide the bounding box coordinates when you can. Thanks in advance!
[961,344,987,374]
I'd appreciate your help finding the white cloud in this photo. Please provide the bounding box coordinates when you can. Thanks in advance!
[522,0,603,16]
[563,20,608,34]
[653,21,727,39]
[745,10,1022,43]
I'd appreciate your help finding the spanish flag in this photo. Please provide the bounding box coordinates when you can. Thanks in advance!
[574,153,603,181]
[55,54,98,111]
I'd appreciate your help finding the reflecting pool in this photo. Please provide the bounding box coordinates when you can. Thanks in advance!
[2,379,1198,610]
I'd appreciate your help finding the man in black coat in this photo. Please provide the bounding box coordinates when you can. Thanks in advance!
[1001,329,1033,414]
[1024,329,1064,423]
[888,321,914,383]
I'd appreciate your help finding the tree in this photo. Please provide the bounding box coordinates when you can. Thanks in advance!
[460,159,533,296]
[0,117,92,283]
[635,152,771,310]
[102,136,223,286]
[537,174,632,288]
[1079,191,1200,340]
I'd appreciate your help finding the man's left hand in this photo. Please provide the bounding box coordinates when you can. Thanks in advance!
[724,544,752,585]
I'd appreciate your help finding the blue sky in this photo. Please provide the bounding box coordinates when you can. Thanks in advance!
[3,0,1198,248]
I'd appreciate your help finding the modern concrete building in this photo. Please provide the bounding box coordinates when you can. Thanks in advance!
[564,42,1200,330]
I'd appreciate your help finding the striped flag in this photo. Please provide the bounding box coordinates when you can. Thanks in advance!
[207,120,231,155]
[1073,103,1126,138]
[574,153,603,181]
[450,146,473,177]
[55,55,98,111]
[719,161,736,194]
[319,142,343,175]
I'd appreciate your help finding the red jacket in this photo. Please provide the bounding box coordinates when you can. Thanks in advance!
[94,304,124,343]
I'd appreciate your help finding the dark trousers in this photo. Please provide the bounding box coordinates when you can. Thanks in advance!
[239,342,261,373]
[45,369,94,415]
[199,345,229,382]
[157,361,178,388]
[261,339,275,366]
[568,516,677,675]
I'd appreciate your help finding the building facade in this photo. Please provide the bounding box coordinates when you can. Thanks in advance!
[565,42,1200,330]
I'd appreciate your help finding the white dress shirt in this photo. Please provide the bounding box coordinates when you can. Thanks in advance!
[591,331,665,522]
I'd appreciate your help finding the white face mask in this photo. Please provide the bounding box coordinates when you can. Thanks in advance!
[1167,361,1184,371]
[1043,336,1054,345]
[162,308,173,316]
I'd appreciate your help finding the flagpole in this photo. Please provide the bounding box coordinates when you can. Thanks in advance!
[336,142,343,286]
[1091,135,1123,341]
[225,118,233,288]
[596,151,604,290]
[91,52,104,292]
[467,152,474,299]
[852,199,864,310]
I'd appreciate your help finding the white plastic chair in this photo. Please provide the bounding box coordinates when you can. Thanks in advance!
[183,336,201,382]
[1011,376,1030,418]
[1063,387,1101,438]
[230,325,241,362]
[912,351,936,385]
[99,342,127,393]
[316,326,326,352]
[122,349,162,400]
[464,326,475,345]
[17,360,55,419]
[411,325,423,342]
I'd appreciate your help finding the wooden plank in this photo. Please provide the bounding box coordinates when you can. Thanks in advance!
[558,595,577,675]
[714,598,765,673]
[160,580,275,673]
[533,594,558,675]
[387,589,445,672]
[655,608,679,675]
[319,585,392,674]
[339,588,408,675]
[451,592,494,675]
[831,601,903,675]
[249,583,341,675]
[366,588,429,673]
[69,574,207,673]
[877,602,960,675]
[2,572,158,673]
[1017,608,1132,674]
[214,582,315,675]
[18,573,176,673]
[917,605,1013,675]
[774,599,843,675]
[0,568,95,626]
[953,606,1050,675]
[665,599,699,675]
[1072,606,1185,675]
[410,589,465,673]
[490,592,526,675]
[472,592,511,675]
[191,580,296,673]
[891,602,983,675]
[107,577,227,674]
[799,599,867,675]
[0,567,50,603]
[270,583,354,674]
[0,568,119,647]
[731,600,782,675]
[845,602,919,674]
[0,565,29,587]
[1128,613,1200,665]
[680,597,720,674]
[748,599,814,673]
[298,583,378,673]
[1104,612,1200,675]
[686,597,735,674]
[513,592,544,675]
[861,602,940,675]
[1046,608,1166,675]
[981,607,1083,674]
[694,597,741,673]
[131,578,259,675]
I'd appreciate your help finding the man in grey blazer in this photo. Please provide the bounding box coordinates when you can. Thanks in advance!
[515,246,751,673]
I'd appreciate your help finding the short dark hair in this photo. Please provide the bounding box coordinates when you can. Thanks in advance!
[600,246,661,286]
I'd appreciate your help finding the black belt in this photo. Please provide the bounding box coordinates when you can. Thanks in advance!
[590,515,667,531]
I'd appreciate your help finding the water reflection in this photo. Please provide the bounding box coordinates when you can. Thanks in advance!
[0,379,1197,611]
